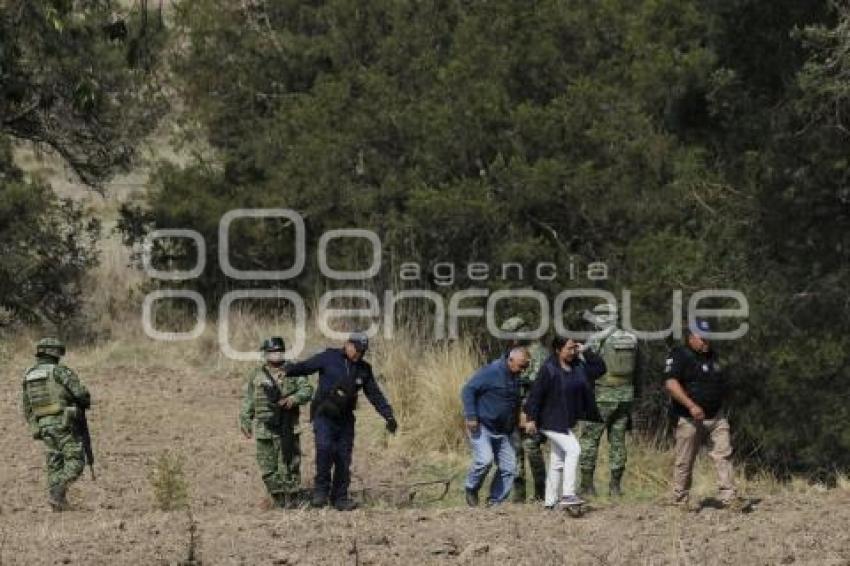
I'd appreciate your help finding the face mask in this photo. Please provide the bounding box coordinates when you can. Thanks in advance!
[265,351,285,363]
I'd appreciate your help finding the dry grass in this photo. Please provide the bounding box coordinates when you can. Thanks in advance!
[405,339,481,455]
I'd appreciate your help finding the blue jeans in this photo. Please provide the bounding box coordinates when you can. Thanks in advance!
[464,424,517,504]
[313,415,356,502]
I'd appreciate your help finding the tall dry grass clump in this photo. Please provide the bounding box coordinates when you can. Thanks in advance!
[405,339,482,454]
[370,331,424,424]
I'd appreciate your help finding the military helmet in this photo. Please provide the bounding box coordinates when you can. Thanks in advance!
[348,332,369,354]
[36,337,66,358]
[260,336,286,352]
[500,316,528,333]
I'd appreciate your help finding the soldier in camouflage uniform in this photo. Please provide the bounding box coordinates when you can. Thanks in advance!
[501,316,548,503]
[239,337,314,509]
[22,337,91,511]
[579,304,639,497]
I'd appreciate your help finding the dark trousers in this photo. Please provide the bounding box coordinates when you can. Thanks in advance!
[313,415,356,501]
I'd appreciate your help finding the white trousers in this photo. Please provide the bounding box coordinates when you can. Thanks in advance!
[542,429,581,506]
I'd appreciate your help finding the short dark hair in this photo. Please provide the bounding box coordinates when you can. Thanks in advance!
[551,335,570,352]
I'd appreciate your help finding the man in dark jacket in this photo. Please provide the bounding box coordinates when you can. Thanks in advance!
[664,319,741,511]
[285,333,398,511]
[461,347,530,506]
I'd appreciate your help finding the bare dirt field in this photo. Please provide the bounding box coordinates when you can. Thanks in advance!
[1,339,849,566]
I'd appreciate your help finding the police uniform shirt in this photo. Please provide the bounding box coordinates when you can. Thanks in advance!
[664,345,726,419]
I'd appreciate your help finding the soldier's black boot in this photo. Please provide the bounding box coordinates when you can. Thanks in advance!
[48,484,67,512]
[311,490,329,508]
[609,469,624,497]
[533,479,546,502]
[512,478,526,503]
[579,469,597,498]
[273,493,289,509]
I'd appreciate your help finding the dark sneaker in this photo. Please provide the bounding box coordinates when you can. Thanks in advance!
[333,497,358,511]
[311,492,329,508]
[465,488,479,507]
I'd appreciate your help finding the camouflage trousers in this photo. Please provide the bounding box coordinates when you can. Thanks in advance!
[40,424,85,489]
[511,430,546,502]
[256,429,301,497]
[579,401,631,474]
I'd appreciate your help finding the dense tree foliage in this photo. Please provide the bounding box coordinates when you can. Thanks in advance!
[121,0,849,476]
[1,0,166,325]
[0,139,100,325]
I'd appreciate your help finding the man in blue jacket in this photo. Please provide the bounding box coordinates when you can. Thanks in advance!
[285,333,398,511]
[461,347,530,506]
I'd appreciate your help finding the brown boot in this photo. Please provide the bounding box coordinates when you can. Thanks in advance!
[258,496,276,511]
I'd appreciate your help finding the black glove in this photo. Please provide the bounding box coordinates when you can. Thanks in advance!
[386,417,398,434]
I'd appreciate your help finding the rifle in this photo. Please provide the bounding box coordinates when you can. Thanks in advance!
[55,369,95,480]
[78,408,95,480]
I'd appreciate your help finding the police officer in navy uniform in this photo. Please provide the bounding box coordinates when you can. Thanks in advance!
[285,333,398,511]
[664,319,743,511]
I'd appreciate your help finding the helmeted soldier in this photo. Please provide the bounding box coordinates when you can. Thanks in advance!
[579,303,640,497]
[502,316,548,503]
[239,337,314,509]
[22,337,91,511]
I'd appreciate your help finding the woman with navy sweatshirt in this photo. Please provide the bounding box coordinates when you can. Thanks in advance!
[523,336,605,508]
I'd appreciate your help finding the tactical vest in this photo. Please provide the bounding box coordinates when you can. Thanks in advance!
[24,364,65,418]
[597,330,637,386]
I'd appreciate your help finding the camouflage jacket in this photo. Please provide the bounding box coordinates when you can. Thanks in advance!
[239,364,313,439]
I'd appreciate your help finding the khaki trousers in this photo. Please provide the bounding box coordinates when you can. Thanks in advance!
[673,416,736,503]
